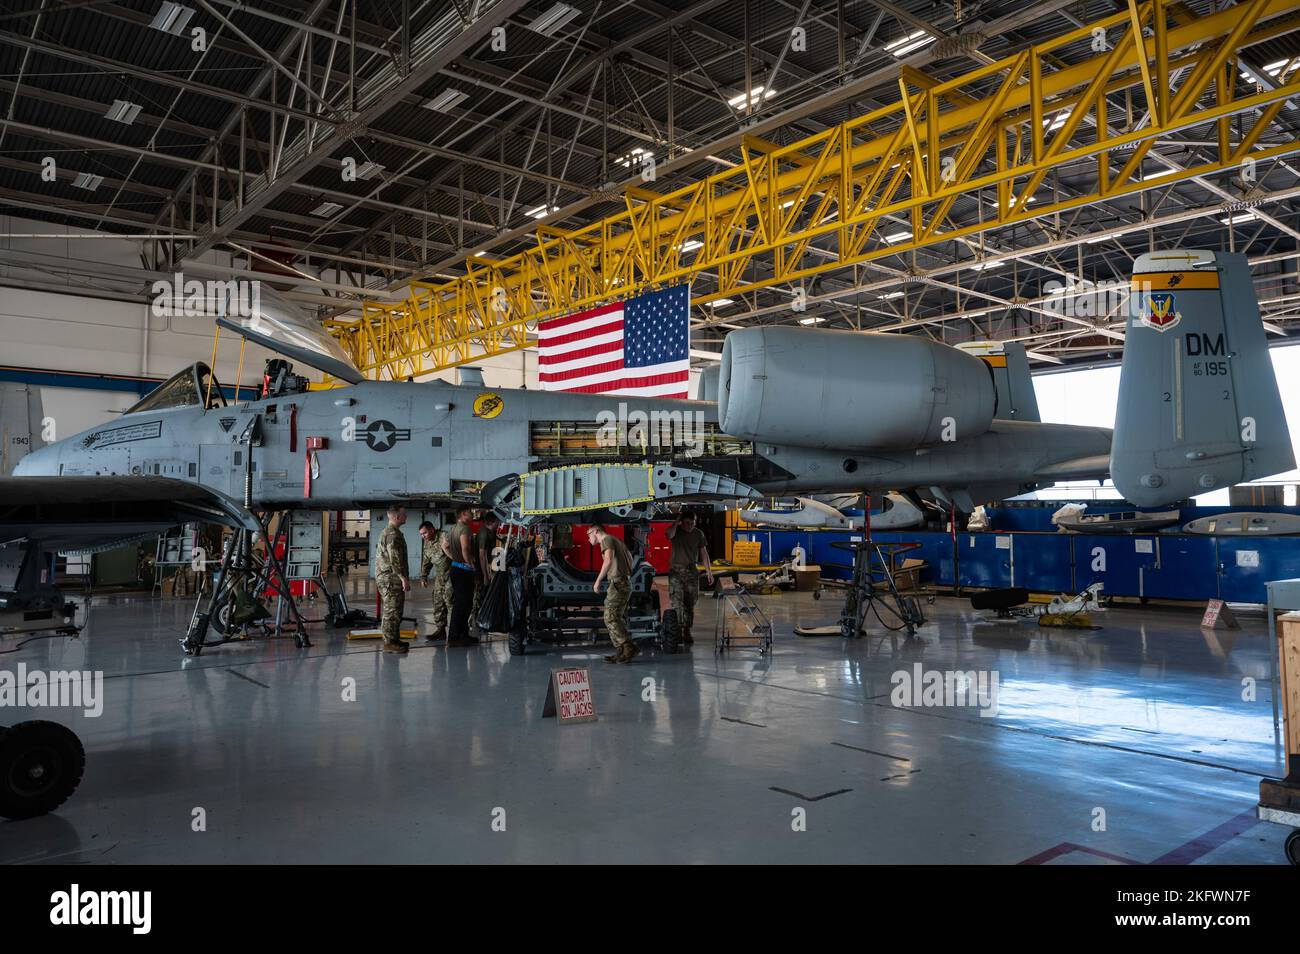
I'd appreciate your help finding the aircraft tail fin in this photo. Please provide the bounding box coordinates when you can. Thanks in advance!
[956,340,1040,422]
[0,382,44,477]
[1111,250,1293,506]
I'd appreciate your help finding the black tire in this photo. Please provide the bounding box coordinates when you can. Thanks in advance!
[1286,829,1300,866]
[661,608,683,654]
[0,721,85,820]
[508,628,527,656]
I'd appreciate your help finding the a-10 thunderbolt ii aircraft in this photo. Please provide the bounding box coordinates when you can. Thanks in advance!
[1,248,1291,628]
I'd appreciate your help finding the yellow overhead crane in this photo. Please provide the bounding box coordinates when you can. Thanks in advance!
[325,0,1300,381]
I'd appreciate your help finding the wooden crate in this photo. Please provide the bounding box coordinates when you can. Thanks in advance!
[1280,612,1300,780]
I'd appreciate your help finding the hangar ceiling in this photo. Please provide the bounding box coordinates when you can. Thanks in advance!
[0,0,1298,374]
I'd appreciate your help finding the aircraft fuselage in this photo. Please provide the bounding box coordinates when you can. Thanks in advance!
[14,378,1113,510]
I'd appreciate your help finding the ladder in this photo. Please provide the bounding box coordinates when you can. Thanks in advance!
[713,582,774,656]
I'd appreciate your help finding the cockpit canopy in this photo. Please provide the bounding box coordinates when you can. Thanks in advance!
[126,362,227,414]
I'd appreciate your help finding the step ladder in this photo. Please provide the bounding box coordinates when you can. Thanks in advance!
[713,582,774,656]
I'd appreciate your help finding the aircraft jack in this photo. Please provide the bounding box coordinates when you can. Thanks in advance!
[831,539,927,639]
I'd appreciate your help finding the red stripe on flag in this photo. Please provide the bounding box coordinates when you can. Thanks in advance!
[537,300,624,333]
[538,358,624,383]
[537,319,624,350]
[537,336,624,366]
[555,370,690,394]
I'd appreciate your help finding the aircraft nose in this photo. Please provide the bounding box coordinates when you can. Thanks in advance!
[11,442,57,477]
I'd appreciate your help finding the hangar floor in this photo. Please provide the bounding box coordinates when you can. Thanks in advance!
[1,577,1289,864]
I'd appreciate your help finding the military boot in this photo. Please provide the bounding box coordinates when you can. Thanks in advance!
[382,640,409,654]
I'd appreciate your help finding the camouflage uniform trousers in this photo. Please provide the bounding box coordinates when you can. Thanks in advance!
[603,578,632,649]
[430,572,453,634]
[668,566,700,635]
[377,575,406,643]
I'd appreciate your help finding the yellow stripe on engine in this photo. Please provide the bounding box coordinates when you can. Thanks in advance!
[1130,272,1220,291]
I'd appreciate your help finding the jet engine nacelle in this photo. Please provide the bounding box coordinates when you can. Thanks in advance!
[718,326,997,450]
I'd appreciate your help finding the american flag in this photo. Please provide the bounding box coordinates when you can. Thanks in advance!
[537,284,691,397]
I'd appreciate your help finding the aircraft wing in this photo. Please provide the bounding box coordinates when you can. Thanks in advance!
[0,476,257,551]
[1033,455,1112,481]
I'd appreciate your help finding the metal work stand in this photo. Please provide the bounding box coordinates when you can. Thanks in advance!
[831,539,927,639]
[713,582,773,655]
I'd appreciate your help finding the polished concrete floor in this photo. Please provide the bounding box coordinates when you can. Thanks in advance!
[1,575,1291,864]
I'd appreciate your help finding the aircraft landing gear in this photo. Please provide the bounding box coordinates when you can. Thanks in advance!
[0,720,85,820]
[181,511,312,655]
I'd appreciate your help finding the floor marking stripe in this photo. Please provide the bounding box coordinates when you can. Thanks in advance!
[769,786,853,802]
[721,716,767,728]
[831,741,911,762]
[222,669,270,688]
[1017,807,1261,865]
[1017,842,1138,865]
[1148,807,1260,865]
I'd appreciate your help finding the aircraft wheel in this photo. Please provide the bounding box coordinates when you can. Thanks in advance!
[661,609,683,654]
[0,721,85,820]
[211,599,233,636]
[1286,829,1300,866]
[813,589,822,601]
[508,628,527,656]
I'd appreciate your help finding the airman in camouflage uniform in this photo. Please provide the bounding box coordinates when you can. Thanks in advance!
[589,526,638,664]
[666,511,714,647]
[375,505,410,653]
[418,520,452,641]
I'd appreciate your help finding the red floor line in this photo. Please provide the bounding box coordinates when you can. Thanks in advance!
[1017,807,1261,865]
[1017,842,1138,865]
[1148,808,1260,865]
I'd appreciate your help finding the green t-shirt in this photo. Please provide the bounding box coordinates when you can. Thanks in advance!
[601,534,632,582]
[475,524,498,571]
[670,527,707,570]
[450,523,473,565]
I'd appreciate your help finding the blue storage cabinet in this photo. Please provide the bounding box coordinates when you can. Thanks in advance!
[730,526,1300,603]
[956,532,1013,588]
[1139,536,1219,600]
[1070,534,1160,597]
[1216,537,1300,603]
[1010,533,1074,592]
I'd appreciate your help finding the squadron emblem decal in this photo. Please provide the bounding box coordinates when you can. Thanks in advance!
[473,392,504,419]
[362,419,410,452]
[219,417,236,432]
[1140,292,1181,332]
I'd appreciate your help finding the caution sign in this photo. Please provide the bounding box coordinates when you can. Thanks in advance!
[542,667,597,724]
[1201,599,1240,630]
